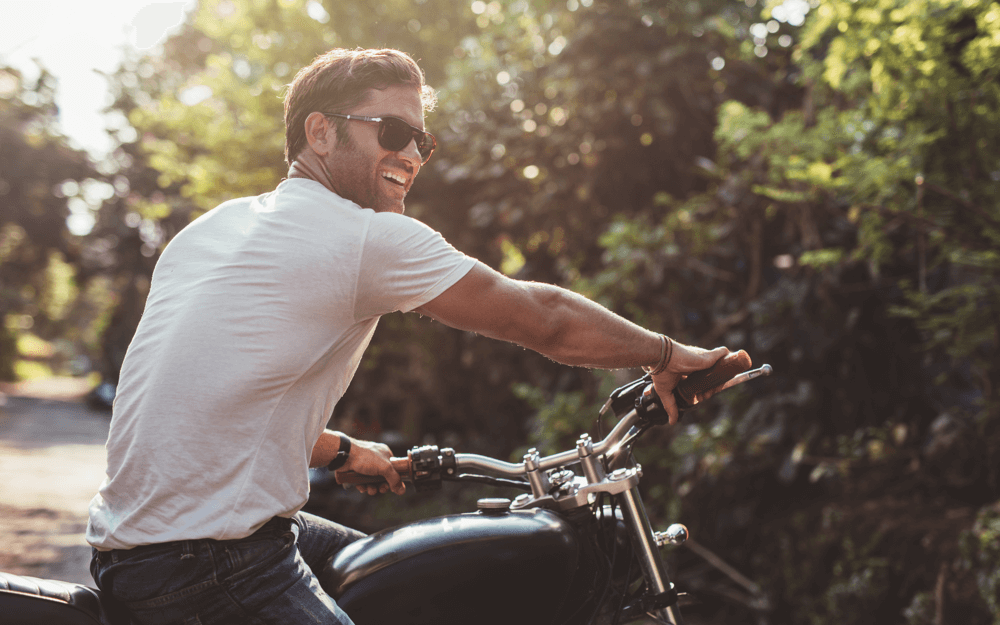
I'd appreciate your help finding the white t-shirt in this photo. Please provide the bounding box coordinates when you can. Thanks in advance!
[86,178,476,550]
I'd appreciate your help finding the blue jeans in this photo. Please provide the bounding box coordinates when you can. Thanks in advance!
[90,512,365,625]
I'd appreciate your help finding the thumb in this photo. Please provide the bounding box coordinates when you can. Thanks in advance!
[700,345,730,367]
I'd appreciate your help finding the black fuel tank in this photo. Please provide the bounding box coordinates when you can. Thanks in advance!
[320,507,584,625]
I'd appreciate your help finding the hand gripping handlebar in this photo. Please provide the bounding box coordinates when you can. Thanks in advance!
[335,350,763,488]
[674,349,753,409]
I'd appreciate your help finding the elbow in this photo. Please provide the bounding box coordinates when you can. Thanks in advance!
[509,286,580,363]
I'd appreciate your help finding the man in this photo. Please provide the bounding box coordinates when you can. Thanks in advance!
[87,48,729,624]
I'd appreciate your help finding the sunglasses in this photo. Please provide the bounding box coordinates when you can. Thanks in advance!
[323,113,436,164]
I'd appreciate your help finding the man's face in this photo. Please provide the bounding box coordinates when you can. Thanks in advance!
[322,85,425,214]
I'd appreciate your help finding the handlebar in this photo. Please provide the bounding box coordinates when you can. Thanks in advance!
[673,349,753,408]
[335,350,766,489]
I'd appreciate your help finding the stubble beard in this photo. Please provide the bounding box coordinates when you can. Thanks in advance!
[323,149,404,214]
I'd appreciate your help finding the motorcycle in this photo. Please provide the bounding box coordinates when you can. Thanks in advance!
[0,351,770,625]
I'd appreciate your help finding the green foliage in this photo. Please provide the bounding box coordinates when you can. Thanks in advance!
[903,591,937,625]
[13,359,54,381]
[571,1,997,620]
[513,383,591,456]
[699,0,1000,421]
[0,325,15,380]
[0,64,100,378]
[39,251,78,322]
[818,536,894,625]
[960,504,1000,623]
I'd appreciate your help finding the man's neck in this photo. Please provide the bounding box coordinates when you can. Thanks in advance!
[287,154,334,193]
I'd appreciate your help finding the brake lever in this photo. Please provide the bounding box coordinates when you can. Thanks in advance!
[714,363,773,392]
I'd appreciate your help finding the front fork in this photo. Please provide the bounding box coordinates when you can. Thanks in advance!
[617,486,685,625]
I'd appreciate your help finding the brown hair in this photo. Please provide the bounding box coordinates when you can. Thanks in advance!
[283,48,436,165]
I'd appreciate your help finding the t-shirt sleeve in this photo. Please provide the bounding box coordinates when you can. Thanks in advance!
[354,213,477,320]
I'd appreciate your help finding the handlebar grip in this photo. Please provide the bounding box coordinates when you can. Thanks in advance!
[674,350,752,408]
[334,457,411,487]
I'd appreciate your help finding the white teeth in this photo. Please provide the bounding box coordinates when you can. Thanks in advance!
[382,171,406,185]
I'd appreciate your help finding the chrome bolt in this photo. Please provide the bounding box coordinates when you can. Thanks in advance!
[523,449,540,471]
[512,493,533,508]
[609,468,630,481]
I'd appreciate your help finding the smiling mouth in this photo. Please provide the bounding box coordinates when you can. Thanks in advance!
[382,171,407,187]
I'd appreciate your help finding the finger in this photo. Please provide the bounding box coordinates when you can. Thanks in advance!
[386,471,406,495]
[380,462,406,495]
[661,390,680,425]
[696,386,721,403]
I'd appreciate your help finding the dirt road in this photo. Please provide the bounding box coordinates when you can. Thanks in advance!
[0,378,109,585]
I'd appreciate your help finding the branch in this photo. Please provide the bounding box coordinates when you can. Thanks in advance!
[862,204,983,248]
[918,178,1000,230]
[935,562,946,625]
[684,256,736,282]
[684,538,763,597]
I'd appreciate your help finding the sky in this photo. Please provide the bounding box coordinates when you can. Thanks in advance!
[0,0,196,159]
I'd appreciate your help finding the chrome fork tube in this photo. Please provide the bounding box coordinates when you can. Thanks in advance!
[618,486,685,625]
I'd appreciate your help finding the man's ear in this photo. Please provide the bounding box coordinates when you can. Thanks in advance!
[303,112,335,156]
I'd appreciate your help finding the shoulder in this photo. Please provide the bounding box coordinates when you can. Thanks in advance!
[367,211,443,241]
[165,195,256,247]
[363,213,461,262]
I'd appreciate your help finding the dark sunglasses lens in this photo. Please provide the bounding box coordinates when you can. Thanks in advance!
[377,119,412,151]
[417,133,436,162]
[378,119,435,162]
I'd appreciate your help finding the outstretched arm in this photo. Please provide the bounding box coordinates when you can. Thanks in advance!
[416,262,729,423]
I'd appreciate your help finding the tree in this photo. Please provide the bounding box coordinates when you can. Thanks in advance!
[0,65,103,379]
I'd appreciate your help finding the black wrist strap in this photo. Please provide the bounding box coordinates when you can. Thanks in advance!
[327,435,351,472]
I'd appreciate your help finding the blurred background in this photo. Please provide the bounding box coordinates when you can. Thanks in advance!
[1,0,998,622]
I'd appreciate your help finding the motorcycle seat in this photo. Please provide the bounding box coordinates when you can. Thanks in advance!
[0,571,129,625]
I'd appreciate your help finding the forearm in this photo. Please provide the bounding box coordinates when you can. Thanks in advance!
[309,429,345,468]
[510,282,732,424]
[418,265,665,371]
[497,282,663,370]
